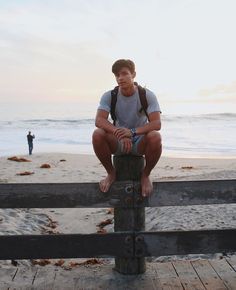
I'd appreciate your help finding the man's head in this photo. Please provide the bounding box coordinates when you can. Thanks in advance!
[112,59,135,75]
[28,131,31,135]
[112,59,136,89]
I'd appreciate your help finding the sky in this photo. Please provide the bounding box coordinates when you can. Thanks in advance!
[0,0,236,109]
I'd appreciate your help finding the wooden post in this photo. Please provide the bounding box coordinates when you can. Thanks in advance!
[113,155,146,274]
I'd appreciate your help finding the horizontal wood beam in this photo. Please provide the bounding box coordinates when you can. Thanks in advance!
[0,182,133,208]
[1,229,236,260]
[0,233,133,260]
[135,179,236,207]
[0,179,235,208]
[135,229,236,257]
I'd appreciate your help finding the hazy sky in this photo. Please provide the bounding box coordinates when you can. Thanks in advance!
[0,0,236,105]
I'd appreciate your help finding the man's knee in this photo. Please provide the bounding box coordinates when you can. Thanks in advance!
[146,131,162,153]
[92,128,117,153]
[92,128,106,144]
[146,131,162,149]
[137,131,162,155]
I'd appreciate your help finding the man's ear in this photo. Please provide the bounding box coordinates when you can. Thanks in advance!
[132,71,136,79]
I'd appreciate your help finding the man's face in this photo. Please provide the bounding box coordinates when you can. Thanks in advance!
[115,67,136,89]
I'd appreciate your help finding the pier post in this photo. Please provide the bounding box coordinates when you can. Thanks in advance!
[113,155,146,274]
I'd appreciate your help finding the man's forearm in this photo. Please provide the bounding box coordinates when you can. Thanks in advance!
[136,120,161,136]
[95,117,116,134]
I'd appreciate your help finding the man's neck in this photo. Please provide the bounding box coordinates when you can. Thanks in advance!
[120,84,136,97]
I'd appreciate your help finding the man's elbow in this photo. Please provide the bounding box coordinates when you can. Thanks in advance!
[95,117,103,128]
[95,118,100,128]
[155,120,161,131]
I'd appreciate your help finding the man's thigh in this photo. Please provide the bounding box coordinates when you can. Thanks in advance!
[105,132,119,154]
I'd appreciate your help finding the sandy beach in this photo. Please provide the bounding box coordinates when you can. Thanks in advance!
[0,153,236,269]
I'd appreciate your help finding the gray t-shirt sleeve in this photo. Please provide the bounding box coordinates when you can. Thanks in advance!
[145,89,161,114]
[97,91,111,112]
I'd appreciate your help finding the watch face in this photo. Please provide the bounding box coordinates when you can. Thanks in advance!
[131,128,136,137]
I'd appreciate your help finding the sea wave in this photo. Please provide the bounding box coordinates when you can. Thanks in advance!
[0,118,95,129]
[39,138,91,145]
[22,118,94,124]
[164,145,236,154]
[1,113,235,127]
[162,113,236,122]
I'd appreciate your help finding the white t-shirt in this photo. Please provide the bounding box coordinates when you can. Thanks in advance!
[98,86,161,128]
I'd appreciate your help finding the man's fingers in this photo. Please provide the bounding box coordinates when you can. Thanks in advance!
[114,130,124,139]
[118,133,126,140]
[123,140,132,153]
[114,128,130,140]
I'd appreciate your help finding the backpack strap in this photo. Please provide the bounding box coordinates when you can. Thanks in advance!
[110,86,119,125]
[137,85,150,122]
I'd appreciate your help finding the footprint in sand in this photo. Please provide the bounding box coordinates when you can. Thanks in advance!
[164,165,174,170]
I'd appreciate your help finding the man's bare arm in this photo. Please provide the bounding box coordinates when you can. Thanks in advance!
[113,112,161,140]
[95,109,132,153]
[136,112,161,134]
[95,109,116,134]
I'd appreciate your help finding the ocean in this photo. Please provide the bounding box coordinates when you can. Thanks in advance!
[0,101,236,158]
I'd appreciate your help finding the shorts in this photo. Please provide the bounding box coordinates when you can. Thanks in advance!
[114,135,144,156]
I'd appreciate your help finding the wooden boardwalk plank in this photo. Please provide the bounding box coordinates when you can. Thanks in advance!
[0,267,18,289]
[73,264,161,290]
[52,268,79,290]
[11,266,38,290]
[210,259,236,290]
[153,262,183,289]
[42,264,162,290]
[191,260,227,290]
[226,256,236,271]
[112,264,161,290]
[32,266,57,290]
[173,260,205,290]
[2,260,236,289]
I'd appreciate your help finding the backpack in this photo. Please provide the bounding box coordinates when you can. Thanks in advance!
[110,82,150,125]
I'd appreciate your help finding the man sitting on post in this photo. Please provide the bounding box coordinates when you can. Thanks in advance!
[92,59,162,197]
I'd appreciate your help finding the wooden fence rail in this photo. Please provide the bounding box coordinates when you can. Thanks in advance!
[0,154,235,274]
[0,179,235,208]
[1,229,236,260]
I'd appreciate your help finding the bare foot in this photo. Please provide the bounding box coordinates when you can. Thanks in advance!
[99,170,116,192]
[141,174,153,197]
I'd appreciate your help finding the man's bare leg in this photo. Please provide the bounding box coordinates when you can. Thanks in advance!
[138,131,162,197]
[92,128,118,192]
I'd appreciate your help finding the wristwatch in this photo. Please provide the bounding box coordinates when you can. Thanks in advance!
[130,128,136,138]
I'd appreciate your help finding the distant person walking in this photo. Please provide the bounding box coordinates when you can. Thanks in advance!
[27,131,35,155]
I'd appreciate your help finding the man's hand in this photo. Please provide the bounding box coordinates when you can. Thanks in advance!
[113,128,132,140]
[121,137,132,154]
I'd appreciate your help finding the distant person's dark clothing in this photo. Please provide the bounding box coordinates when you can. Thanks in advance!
[27,133,35,155]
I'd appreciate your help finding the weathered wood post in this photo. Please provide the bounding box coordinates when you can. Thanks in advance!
[113,155,146,274]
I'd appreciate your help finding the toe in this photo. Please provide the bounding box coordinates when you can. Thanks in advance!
[99,180,106,192]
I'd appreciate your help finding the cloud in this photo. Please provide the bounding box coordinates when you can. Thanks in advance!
[199,81,236,101]
[0,30,113,101]
[1,0,236,104]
